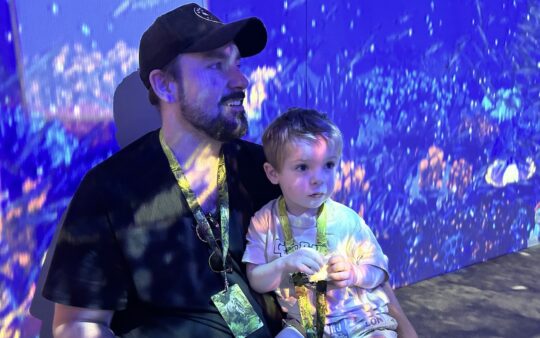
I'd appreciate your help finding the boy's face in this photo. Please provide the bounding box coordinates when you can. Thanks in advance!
[264,136,340,215]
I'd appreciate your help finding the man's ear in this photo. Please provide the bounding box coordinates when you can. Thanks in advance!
[149,69,176,103]
[263,162,280,185]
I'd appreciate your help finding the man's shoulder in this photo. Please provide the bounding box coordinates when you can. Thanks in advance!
[231,138,262,149]
[83,129,163,184]
[226,138,265,160]
[225,139,280,211]
[96,130,159,167]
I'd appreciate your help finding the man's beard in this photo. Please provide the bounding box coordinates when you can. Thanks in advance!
[179,94,248,142]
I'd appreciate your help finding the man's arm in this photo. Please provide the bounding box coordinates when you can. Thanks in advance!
[52,304,115,338]
[383,282,418,338]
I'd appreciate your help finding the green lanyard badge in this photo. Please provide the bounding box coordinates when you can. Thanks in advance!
[160,131,266,337]
[159,130,230,290]
[278,196,328,338]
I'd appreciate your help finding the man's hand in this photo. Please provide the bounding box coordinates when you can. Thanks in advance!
[52,304,114,338]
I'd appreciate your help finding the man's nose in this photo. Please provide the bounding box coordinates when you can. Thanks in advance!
[228,67,249,90]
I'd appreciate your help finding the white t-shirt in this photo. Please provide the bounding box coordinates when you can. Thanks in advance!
[242,198,391,324]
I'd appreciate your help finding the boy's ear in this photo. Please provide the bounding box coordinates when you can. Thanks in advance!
[149,69,177,103]
[263,162,280,185]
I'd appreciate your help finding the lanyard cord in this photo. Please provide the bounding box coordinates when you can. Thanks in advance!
[278,196,328,338]
[159,130,231,290]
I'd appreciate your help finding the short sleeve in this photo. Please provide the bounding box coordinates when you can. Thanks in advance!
[42,169,131,310]
[352,217,389,274]
[242,201,274,265]
[328,201,389,275]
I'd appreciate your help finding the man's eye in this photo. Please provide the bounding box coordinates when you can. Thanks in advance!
[209,62,223,70]
[325,161,336,169]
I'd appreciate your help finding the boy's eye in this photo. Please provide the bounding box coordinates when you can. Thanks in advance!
[295,164,308,171]
[325,161,336,169]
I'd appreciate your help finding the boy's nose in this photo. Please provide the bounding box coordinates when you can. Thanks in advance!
[310,174,323,186]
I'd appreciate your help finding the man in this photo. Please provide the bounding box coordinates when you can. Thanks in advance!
[43,3,416,337]
[43,4,280,337]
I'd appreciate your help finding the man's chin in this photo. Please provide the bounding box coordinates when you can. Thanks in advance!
[201,110,248,141]
[212,124,248,142]
[227,115,249,139]
[223,105,246,115]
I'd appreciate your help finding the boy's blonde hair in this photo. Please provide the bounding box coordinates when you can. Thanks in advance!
[262,108,343,171]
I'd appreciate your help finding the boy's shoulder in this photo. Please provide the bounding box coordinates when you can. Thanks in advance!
[325,199,363,222]
[252,198,279,221]
[251,198,367,228]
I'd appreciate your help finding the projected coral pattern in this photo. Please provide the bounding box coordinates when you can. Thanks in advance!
[1,0,539,337]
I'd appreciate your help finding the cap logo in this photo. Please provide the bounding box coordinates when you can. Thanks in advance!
[194,7,221,23]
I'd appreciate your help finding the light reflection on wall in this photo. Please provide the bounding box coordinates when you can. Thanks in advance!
[26,41,138,122]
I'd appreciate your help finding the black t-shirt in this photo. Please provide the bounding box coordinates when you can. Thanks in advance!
[43,130,281,337]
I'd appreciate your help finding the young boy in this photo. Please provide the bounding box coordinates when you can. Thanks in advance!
[243,108,398,338]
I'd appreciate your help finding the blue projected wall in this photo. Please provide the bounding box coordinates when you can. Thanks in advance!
[213,0,540,283]
[0,0,539,337]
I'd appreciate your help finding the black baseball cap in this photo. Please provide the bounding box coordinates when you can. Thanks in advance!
[139,3,267,89]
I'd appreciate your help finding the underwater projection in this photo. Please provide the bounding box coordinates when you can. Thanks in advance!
[1,0,539,336]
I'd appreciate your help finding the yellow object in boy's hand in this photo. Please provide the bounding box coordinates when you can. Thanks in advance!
[309,255,330,282]
[309,264,328,282]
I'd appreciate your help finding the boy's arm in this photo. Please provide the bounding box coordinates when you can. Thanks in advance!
[244,203,324,293]
[246,261,285,293]
[327,214,389,289]
[383,282,418,338]
[246,247,325,293]
[327,255,385,289]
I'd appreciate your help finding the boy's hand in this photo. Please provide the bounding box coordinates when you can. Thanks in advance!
[327,254,354,288]
[283,247,324,275]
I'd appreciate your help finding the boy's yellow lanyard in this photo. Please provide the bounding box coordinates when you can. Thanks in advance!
[159,130,231,290]
[278,196,328,338]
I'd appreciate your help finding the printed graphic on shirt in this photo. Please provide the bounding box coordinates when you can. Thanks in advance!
[274,239,323,256]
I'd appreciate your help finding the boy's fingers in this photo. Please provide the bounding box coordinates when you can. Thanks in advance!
[328,261,347,273]
[305,257,323,271]
[328,270,350,282]
[300,263,319,275]
[330,279,349,288]
[327,254,346,265]
[288,248,325,273]
[300,249,325,266]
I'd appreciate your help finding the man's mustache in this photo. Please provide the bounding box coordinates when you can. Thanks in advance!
[219,92,245,104]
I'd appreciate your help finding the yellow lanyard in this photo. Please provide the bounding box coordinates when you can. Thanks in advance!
[278,196,328,338]
[159,130,231,290]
